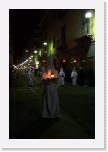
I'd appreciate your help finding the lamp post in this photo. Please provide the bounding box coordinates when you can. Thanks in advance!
[85,11,92,35]
[43,42,53,65]
[43,42,48,54]
[33,50,38,68]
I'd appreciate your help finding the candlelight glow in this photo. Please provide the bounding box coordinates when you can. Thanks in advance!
[51,74,54,78]
[42,70,58,80]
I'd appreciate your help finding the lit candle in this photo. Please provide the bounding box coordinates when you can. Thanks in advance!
[51,73,54,78]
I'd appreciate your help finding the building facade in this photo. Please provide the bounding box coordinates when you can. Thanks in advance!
[40,9,95,71]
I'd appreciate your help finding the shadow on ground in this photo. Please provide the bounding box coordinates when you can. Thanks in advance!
[10,118,59,139]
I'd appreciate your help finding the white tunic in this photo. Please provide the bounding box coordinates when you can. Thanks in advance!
[42,82,60,118]
[42,69,60,118]
[71,70,78,86]
[58,68,65,86]
[28,70,33,86]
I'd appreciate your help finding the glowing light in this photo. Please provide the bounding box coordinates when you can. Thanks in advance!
[39,50,41,56]
[34,50,37,53]
[51,73,54,78]
[73,59,77,63]
[48,41,55,55]
[42,70,58,80]
[43,42,47,46]
[29,57,31,60]
[35,61,39,68]
[31,55,33,58]
[85,12,92,18]
[36,61,39,64]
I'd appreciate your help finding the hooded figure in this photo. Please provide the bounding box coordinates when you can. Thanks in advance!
[41,64,60,118]
[58,67,65,86]
[28,67,34,86]
[71,67,78,86]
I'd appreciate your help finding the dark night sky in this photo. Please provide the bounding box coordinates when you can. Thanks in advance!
[9,9,46,61]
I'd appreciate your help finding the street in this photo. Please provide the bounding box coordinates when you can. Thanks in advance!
[9,71,95,139]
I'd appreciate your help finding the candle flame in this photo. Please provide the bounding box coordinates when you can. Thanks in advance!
[51,74,54,78]
[42,69,58,80]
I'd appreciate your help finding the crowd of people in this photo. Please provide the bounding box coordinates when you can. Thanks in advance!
[9,63,95,88]
[9,63,95,119]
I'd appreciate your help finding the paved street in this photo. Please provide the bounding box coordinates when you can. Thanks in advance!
[9,72,95,139]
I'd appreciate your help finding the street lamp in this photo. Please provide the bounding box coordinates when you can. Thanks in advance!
[43,42,47,46]
[85,11,92,18]
[43,42,48,54]
[34,50,37,54]
[85,11,92,35]
[34,50,38,68]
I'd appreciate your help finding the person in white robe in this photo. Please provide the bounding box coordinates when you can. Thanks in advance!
[71,67,78,86]
[58,67,65,86]
[41,64,60,118]
[28,67,34,87]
